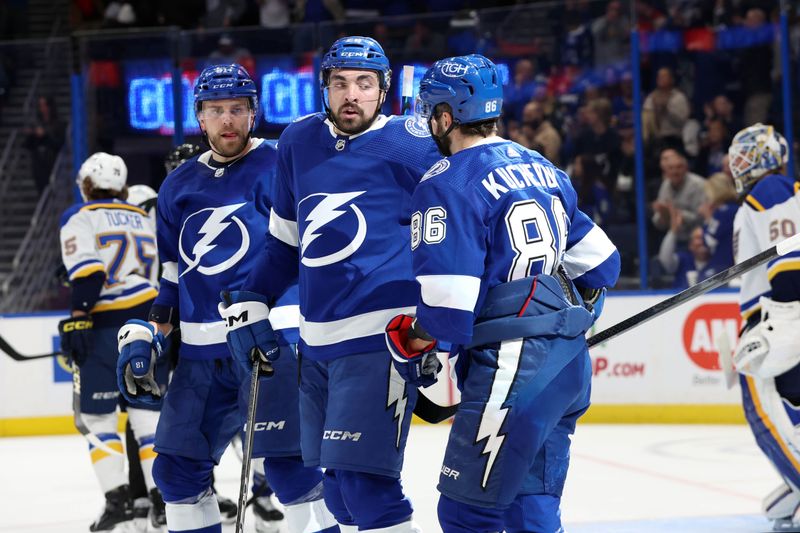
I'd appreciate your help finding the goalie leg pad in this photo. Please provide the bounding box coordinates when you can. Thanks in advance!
[741,376,800,491]
[764,482,800,520]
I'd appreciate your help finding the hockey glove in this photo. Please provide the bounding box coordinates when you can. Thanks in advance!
[58,315,94,367]
[116,319,165,407]
[385,314,442,388]
[218,290,279,376]
[579,286,606,323]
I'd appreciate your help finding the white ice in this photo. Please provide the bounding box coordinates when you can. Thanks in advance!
[0,423,782,532]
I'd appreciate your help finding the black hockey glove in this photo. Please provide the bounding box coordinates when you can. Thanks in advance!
[58,316,94,367]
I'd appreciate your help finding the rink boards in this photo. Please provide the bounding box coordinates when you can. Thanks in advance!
[0,290,745,436]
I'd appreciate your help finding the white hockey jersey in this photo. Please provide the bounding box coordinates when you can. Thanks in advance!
[733,174,800,320]
[59,199,158,314]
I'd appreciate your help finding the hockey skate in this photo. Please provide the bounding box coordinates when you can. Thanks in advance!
[250,495,285,533]
[217,494,238,524]
[132,497,150,532]
[147,488,166,531]
[89,485,134,532]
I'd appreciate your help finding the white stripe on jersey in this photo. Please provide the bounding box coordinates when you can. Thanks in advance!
[417,274,481,312]
[181,304,300,346]
[269,208,299,247]
[162,261,178,284]
[562,225,617,279]
[300,306,417,347]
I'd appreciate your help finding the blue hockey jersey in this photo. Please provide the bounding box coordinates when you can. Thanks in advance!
[410,138,621,346]
[153,138,299,360]
[243,113,441,360]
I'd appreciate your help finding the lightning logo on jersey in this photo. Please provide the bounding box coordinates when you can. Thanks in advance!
[299,191,367,267]
[179,203,250,277]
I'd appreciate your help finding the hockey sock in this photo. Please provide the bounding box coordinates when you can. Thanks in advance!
[82,413,126,493]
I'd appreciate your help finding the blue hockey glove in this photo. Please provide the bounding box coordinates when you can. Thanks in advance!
[385,314,442,388]
[58,315,94,367]
[116,319,165,407]
[218,290,279,376]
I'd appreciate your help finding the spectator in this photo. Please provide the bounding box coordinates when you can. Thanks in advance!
[571,98,622,191]
[642,67,690,147]
[208,34,255,73]
[257,0,290,28]
[201,0,246,28]
[704,94,740,134]
[574,153,612,227]
[403,20,447,62]
[699,171,738,273]
[510,101,562,165]
[738,7,774,126]
[503,58,543,123]
[657,210,716,289]
[651,148,706,242]
[591,0,629,67]
[696,118,730,176]
[23,96,65,194]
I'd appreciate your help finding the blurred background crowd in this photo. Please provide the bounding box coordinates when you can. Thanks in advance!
[0,0,798,310]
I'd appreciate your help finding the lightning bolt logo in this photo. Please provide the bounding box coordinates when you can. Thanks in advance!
[475,339,522,489]
[299,191,367,268]
[387,362,408,449]
[179,203,250,277]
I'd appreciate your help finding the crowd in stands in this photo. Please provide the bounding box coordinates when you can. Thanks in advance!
[60,0,800,288]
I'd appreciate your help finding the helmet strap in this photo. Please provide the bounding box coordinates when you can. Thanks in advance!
[428,116,458,157]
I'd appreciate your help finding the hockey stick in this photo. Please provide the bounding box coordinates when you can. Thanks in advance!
[401,65,415,115]
[0,334,62,361]
[72,364,125,456]
[587,232,800,347]
[222,292,274,533]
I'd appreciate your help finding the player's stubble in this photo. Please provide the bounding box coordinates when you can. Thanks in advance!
[333,102,374,136]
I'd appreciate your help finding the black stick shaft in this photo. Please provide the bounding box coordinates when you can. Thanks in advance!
[587,243,779,347]
[0,335,61,360]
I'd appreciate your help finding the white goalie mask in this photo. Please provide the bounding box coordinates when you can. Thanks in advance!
[76,152,128,201]
[728,123,788,195]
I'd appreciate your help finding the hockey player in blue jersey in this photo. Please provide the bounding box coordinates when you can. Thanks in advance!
[727,124,800,532]
[115,64,336,533]
[384,55,620,533]
[217,36,442,532]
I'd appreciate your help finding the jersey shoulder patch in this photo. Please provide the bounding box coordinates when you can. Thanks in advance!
[403,116,430,138]
[421,159,451,182]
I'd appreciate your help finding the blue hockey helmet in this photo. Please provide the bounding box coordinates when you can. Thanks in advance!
[193,63,258,112]
[416,54,503,125]
[321,36,391,90]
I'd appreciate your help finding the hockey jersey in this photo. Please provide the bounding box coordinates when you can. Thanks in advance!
[734,174,800,320]
[153,138,299,360]
[243,113,441,360]
[59,200,158,324]
[410,137,621,345]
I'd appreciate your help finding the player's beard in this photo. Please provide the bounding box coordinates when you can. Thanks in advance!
[333,102,376,135]
[208,128,250,158]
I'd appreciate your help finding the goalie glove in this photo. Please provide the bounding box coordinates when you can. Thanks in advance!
[385,314,442,388]
[218,290,279,376]
[116,319,165,407]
